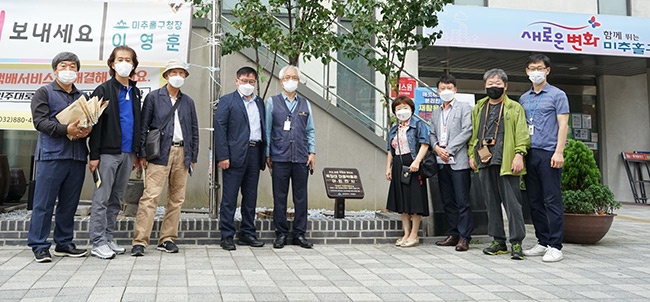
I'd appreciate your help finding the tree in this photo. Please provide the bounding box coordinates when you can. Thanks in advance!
[221,0,283,98]
[221,0,345,99]
[341,0,451,127]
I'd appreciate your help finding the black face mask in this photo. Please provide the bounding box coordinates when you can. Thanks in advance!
[486,86,505,100]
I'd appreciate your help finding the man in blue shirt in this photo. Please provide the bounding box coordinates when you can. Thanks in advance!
[88,46,143,260]
[265,65,316,249]
[519,54,570,262]
[214,67,267,251]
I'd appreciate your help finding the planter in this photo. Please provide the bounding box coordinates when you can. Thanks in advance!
[0,154,10,204]
[7,168,27,202]
[563,213,615,244]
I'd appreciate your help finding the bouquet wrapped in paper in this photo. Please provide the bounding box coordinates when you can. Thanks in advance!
[56,95,110,140]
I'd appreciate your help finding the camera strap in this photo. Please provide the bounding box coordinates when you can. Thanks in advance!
[480,101,504,147]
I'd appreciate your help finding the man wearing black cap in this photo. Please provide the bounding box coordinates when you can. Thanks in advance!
[131,59,198,256]
[28,52,91,263]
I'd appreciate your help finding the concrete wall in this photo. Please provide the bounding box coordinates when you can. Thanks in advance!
[219,52,390,211]
[601,74,650,203]
[489,0,597,13]
[631,0,650,17]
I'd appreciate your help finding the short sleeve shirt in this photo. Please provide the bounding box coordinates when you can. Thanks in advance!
[519,84,570,151]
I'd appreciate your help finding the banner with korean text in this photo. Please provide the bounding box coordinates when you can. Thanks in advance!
[0,0,192,130]
[425,4,650,58]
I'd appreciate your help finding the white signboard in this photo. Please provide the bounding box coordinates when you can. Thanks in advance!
[0,0,192,63]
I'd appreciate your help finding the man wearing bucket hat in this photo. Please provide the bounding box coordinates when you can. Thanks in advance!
[130,59,198,256]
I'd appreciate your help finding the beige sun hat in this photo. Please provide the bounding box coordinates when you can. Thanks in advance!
[162,59,189,77]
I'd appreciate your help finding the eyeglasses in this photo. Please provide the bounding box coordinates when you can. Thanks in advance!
[527,66,548,72]
[282,75,299,81]
[238,78,257,85]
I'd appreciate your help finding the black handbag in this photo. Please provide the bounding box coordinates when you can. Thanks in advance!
[145,100,181,161]
[416,121,438,178]
[400,165,412,185]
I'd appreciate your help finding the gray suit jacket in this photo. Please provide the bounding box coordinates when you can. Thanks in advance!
[429,100,472,170]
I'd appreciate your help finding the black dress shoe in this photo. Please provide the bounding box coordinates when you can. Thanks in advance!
[220,237,236,251]
[292,235,313,249]
[273,234,287,249]
[237,234,265,247]
[435,236,459,246]
[455,238,469,252]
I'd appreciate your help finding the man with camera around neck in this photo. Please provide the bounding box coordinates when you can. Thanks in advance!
[468,68,530,260]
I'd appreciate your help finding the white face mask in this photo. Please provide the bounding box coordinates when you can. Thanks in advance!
[439,89,455,102]
[168,75,185,88]
[528,70,546,85]
[114,61,133,78]
[282,80,299,93]
[238,83,255,96]
[57,70,77,85]
[395,108,412,122]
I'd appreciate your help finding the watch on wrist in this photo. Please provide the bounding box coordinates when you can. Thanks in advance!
[516,151,525,156]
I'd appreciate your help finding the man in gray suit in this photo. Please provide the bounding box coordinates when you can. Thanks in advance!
[430,74,474,251]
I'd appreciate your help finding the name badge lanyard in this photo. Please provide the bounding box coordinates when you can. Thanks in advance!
[480,101,504,147]
[439,105,453,147]
[283,99,298,131]
[526,93,540,135]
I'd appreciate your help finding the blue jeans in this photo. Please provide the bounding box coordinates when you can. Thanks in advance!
[28,160,85,252]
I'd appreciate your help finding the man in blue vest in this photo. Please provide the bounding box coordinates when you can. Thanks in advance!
[214,66,266,251]
[28,52,92,262]
[265,65,316,249]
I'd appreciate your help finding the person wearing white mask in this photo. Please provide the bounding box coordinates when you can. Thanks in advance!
[88,46,143,260]
[264,65,316,249]
[385,95,431,248]
[214,67,267,251]
[130,59,198,256]
[28,52,92,263]
[519,54,569,263]
[430,74,474,252]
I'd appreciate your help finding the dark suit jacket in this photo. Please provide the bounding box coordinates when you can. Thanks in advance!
[214,90,266,170]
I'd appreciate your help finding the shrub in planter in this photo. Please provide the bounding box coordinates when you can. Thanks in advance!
[562,139,621,214]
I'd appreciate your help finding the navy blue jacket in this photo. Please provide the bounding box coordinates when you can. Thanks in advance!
[140,85,199,169]
[214,90,266,170]
[31,82,88,162]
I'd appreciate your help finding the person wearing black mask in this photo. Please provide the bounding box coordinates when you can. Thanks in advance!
[468,68,530,260]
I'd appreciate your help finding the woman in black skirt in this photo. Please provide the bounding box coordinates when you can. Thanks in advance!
[385,96,430,247]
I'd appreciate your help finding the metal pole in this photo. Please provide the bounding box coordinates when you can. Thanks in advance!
[209,0,221,218]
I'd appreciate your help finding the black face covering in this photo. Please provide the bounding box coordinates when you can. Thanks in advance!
[486,86,505,100]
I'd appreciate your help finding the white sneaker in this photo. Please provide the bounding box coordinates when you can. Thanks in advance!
[91,244,116,260]
[542,247,564,262]
[523,244,548,256]
[107,241,126,255]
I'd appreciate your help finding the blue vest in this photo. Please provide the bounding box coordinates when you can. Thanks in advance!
[270,94,310,163]
[35,84,88,162]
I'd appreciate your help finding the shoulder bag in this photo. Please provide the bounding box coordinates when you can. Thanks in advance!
[146,100,181,161]
[416,121,438,178]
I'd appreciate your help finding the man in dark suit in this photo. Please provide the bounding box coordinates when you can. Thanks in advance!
[430,74,474,252]
[214,67,266,251]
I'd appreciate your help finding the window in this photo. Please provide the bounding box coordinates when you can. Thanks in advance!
[598,0,629,16]
[453,0,486,6]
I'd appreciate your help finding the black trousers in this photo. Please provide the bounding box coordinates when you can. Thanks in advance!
[437,165,474,240]
[272,162,309,236]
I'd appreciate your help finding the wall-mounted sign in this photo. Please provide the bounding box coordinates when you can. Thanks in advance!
[425,4,650,58]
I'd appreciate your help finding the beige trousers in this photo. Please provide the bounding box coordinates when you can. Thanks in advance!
[133,146,188,246]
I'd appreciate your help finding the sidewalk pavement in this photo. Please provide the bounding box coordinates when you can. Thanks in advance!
[1,203,650,302]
